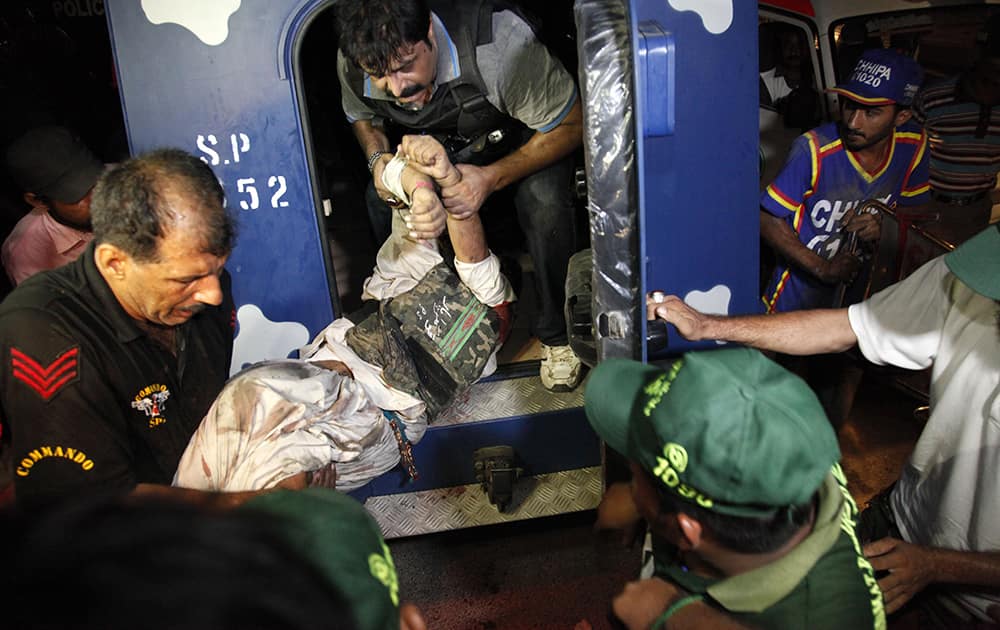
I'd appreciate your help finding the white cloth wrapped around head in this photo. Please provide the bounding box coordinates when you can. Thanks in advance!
[173,360,405,492]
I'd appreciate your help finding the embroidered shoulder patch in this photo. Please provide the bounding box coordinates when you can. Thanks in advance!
[10,347,80,401]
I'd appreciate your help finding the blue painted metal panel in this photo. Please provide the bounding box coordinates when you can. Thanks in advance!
[630,1,761,359]
[104,0,334,373]
[350,407,600,500]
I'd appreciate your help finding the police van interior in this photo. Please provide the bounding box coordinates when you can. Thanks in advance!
[296,0,603,536]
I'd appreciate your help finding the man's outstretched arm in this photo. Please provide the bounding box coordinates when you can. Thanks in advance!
[609,578,756,630]
[135,456,339,510]
[132,473,310,510]
[647,294,858,356]
[350,119,393,198]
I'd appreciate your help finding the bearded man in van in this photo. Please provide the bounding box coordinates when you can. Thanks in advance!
[334,0,585,392]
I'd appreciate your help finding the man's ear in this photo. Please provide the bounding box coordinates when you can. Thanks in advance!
[23,192,45,210]
[676,513,704,550]
[426,17,436,49]
[399,603,427,630]
[94,242,131,279]
[894,108,913,127]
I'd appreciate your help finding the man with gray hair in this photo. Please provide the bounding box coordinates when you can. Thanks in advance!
[0,148,305,509]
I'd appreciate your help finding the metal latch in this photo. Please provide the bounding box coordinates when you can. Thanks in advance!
[646,320,669,353]
[473,446,522,512]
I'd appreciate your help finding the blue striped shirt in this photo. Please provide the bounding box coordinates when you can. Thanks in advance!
[912,76,1000,198]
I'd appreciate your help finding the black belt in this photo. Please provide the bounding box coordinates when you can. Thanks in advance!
[931,190,989,206]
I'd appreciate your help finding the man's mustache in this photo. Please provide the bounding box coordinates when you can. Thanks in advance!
[180,303,206,316]
[841,125,865,140]
[396,83,427,99]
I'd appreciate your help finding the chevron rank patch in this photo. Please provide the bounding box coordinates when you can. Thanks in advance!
[10,346,80,401]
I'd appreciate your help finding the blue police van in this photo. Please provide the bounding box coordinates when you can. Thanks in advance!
[5,0,758,535]
[97,0,760,536]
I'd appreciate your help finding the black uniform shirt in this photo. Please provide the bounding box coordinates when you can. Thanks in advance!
[0,243,234,508]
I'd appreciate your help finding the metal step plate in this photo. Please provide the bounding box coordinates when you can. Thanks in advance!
[365,466,602,539]
[358,372,597,536]
[434,372,586,427]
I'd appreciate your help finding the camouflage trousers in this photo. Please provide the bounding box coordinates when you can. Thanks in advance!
[346,263,500,418]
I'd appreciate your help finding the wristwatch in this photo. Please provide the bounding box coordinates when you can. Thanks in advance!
[367,150,388,174]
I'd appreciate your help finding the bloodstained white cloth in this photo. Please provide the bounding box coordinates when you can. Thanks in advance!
[173,360,401,492]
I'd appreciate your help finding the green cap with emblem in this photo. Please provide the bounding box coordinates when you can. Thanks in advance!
[244,488,400,630]
[585,348,840,517]
[945,222,1000,300]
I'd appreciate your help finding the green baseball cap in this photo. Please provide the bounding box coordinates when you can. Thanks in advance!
[945,223,1000,300]
[585,348,840,517]
[244,488,400,630]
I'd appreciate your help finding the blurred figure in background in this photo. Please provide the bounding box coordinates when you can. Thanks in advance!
[2,125,102,285]
[912,15,1000,244]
